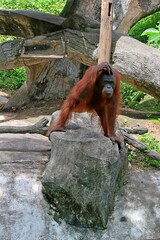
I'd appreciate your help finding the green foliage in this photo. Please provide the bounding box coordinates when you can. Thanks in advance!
[151,118,160,124]
[121,83,160,111]
[128,134,160,169]
[139,134,160,152]
[141,22,160,49]
[128,150,137,162]
[121,82,145,107]
[129,11,160,43]
[0,35,19,44]
[0,0,66,15]
[0,67,26,90]
[133,95,160,112]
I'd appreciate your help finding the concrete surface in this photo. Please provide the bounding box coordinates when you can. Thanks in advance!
[0,117,159,239]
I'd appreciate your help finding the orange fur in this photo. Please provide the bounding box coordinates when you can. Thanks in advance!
[46,62,121,143]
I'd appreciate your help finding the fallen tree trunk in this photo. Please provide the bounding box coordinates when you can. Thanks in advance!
[0,8,65,38]
[113,36,160,100]
[120,126,148,135]
[122,130,160,161]
[0,117,48,135]
[60,0,160,32]
[0,29,99,69]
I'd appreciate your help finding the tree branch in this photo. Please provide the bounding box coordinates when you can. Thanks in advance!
[120,126,148,135]
[0,29,98,70]
[0,117,49,135]
[122,130,160,161]
[0,8,65,37]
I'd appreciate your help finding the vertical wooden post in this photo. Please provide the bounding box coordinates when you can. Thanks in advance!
[98,0,113,64]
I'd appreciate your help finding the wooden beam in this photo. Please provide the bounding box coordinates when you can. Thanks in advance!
[98,0,113,64]
[0,29,99,70]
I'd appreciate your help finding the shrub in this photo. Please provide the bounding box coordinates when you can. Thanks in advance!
[141,22,160,49]
[1,0,66,15]
[121,82,145,107]
[129,11,160,43]
[128,134,160,169]
[0,67,26,90]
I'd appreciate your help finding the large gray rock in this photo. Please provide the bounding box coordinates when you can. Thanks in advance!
[0,114,159,239]
[42,112,128,229]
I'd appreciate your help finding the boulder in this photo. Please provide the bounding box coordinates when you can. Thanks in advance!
[42,112,128,229]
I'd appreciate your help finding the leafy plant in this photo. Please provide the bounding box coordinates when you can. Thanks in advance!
[0,0,66,15]
[0,67,26,90]
[128,134,160,169]
[133,95,160,112]
[141,22,160,49]
[128,150,137,162]
[0,35,20,44]
[129,11,160,43]
[151,118,160,124]
[121,82,145,107]
[139,134,160,152]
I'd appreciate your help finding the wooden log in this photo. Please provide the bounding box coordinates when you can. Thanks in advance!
[98,0,113,63]
[122,130,160,161]
[144,150,160,161]
[0,9,65,37]
[0,29,99,70]
[0,117,49,135]
[120,126,148,135]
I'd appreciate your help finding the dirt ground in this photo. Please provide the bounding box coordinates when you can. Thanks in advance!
[118,115,160,142]
[14,99,64,119]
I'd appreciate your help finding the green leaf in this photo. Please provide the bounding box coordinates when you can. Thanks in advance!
[141,28,159,36]
[157,43,160,49]
[157,40,160,44]
[148,33,160,43]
